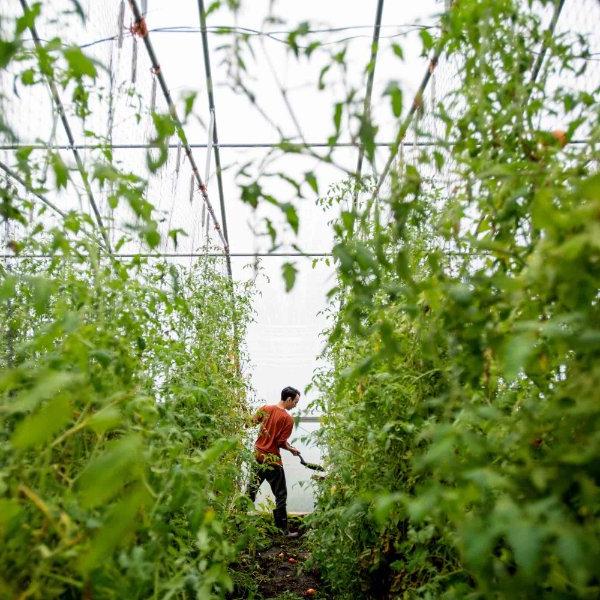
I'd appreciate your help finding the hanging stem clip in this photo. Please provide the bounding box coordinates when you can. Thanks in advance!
[130,17,148,37]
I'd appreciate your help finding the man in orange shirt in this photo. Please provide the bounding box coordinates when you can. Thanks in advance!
[248,386,301,535]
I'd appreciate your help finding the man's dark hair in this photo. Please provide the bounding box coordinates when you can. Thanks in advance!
[281,386,300,402]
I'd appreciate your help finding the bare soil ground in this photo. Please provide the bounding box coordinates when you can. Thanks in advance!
[229,518,326,600]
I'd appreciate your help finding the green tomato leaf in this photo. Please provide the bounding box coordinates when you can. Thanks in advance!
[305,171,319,194]
[281,203,299,234]
[12,395,72,449]
[391,42,404,60]
[51,152,69,189]
[63,46,97,78]
[282,261,298,292]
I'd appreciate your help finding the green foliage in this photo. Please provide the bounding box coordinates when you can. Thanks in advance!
[282,261,298,292]
[0,5,259,597]
[305,1,600,598]
[384,81,403,118]
[2,0,600,598]
[0,258,254,599]
[62,46,97,78]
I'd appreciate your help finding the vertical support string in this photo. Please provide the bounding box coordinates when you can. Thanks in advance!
[117,0,125,49]
[131,37,138,84]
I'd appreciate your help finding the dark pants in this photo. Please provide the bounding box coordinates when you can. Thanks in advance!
[247,461,287,512]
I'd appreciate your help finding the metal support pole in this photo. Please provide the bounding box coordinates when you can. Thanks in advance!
[2,217,15,367]
[197,0,233,282]
[127,0,230,257]
[353,0,385,203]
[0,160,66,218]
[529,0,566,86]
[18,0,112,253]
[374,44,445,198]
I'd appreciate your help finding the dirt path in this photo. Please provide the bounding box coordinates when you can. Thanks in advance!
[229,520,325,600]
[253,534,321,599]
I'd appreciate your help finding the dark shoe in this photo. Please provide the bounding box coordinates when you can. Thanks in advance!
[272,508,298,537]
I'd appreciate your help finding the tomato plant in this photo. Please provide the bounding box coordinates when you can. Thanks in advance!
[2,1,599,598]
[304,1,600,598]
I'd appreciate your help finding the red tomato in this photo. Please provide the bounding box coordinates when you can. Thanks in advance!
[551,129,568,147]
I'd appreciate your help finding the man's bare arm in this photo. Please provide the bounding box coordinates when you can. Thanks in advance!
[282,441,300,456]
[276,420,299,455]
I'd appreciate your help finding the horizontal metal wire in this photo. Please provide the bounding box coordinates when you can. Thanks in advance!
[0,139,589,151]
[0,141,418,150]
[0,249,511,261]
[1,252,333,260]
[296,416,321,423]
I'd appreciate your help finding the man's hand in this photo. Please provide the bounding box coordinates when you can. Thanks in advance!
[283,442,300,456]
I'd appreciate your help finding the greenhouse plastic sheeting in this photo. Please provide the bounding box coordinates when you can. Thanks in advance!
[2,0,599,512]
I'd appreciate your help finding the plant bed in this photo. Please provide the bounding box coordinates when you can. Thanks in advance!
[229,515,326,600]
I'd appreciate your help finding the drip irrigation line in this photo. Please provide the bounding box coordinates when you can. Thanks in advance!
[73,23,436,50]
[126,0,229,257]
[198,0,232,282]
[0,160,66,218]
[58,23,599,59]
[0,139,590,151]
[151,24,433,36]
[283,28,431,49]
[18,0,112,254]
[353,0,385,213]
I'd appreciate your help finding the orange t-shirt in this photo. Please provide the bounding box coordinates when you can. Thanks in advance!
[254,405,293,464]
